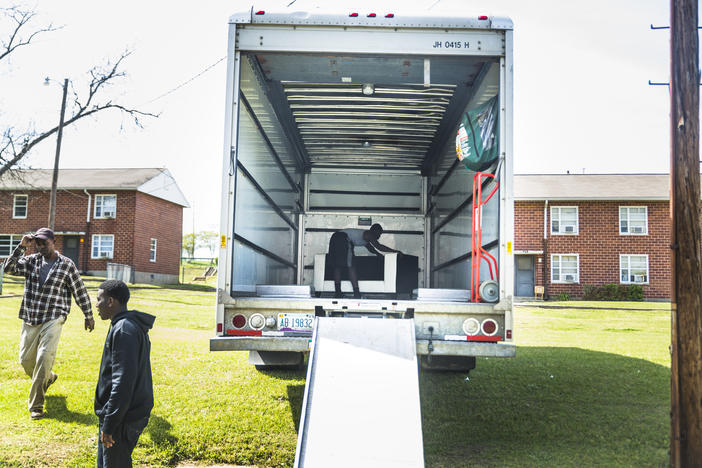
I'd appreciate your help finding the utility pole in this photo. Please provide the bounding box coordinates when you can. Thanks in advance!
[48,78,69,230]
[670,0,702,465]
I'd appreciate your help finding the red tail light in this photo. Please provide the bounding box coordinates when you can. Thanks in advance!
[506,329,512,339]
[232,314,246,329]
[217,323,223,333]
[482,318,498,336]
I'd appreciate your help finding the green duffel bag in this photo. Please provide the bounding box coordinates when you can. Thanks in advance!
[455,95,499,171]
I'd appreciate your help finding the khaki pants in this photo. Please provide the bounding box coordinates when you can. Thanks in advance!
[19,316,65,412]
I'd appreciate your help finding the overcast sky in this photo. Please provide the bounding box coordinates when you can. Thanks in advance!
[1,0,672,234]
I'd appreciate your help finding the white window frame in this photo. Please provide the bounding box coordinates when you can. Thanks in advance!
[0,234,23,256]
[13,194,27,219]
[551,254,580,284]
[550,206,579,235]
[619,206,648,235]
[91,234,114,259]
[94,194,117,219]
[150,238,157,262]
[620,254,649,284]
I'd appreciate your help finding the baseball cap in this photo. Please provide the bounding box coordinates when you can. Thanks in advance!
[33,228,55,240]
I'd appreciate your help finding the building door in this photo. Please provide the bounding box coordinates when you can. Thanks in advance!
[63,236,80,266]
[515,255,535,297]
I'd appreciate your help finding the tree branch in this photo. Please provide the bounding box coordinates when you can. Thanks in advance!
[0,6,60,62]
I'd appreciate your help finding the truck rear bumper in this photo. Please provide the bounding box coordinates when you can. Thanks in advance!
[210,336,311,352]
[416,339,515,357]
[210,336,515,357]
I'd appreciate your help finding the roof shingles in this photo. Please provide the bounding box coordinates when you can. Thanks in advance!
[514,174,672,201]
[0,168,189,207]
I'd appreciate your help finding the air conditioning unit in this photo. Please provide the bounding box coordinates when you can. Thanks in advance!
[100,252,111,258]
[564,225,575,233]
[633,274,645,282]
[631,226,644,234]
[564,274,575,282]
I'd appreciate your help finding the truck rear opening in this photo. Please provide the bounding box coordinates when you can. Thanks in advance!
[212,8,515,369]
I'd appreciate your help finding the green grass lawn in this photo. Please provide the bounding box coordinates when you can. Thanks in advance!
[0,278,671,468]
[421,302,670,467]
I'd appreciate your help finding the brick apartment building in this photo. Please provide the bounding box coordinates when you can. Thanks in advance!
[514,173,677,300]
[0,168,189,284]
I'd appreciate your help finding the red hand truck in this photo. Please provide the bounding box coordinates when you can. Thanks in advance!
[471,172,499,302]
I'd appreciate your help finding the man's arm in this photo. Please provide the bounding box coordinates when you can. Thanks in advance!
[367,239,402,255]
[66,263,94,331]
[3,235,33,276]
[101,323,140,436]
[365,243,381,255]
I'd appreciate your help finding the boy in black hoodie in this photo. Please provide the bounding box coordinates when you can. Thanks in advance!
[94,279,155,467]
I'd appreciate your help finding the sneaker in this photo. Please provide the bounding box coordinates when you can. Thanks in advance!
[44,372,58,392]
[30,410,45,420]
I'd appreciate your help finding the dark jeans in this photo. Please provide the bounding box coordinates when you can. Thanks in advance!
[97,417,149,468]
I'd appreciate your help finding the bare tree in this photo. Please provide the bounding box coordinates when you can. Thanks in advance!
[0,5,157,177]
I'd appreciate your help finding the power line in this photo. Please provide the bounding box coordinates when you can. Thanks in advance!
[141,56,226,106]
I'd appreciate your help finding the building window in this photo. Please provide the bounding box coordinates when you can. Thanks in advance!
[619,206,648,235]
[94,194,117,219]
[91,234,114,259]
[13,194,27,219]
[620,254,649,284]
[551,254,579,283]
[0,234,22,256]
[550,206,579,235]
[150,238,157,262]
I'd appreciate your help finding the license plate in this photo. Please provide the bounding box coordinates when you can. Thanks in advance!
[278,313,314,331]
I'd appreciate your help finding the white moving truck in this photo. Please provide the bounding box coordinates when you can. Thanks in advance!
[210,6,516,371]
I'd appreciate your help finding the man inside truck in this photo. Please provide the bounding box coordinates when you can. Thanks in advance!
[328,223,403,298]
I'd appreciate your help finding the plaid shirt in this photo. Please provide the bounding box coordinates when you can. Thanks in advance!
[3,245,93,325]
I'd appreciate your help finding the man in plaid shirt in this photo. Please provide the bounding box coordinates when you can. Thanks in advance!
[4,227,95,420]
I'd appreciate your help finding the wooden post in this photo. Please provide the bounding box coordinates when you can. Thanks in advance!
[48,78,69,230]
[670,0,702,465]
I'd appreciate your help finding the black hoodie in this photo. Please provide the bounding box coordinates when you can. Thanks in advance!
[94,310,155,435]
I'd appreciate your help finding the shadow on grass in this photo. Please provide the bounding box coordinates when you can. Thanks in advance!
[253,366,307,430]
[140,414,181,466]
[420,346,670,467]
[155,283,216,292]
[45,395,96,425]
[146,414,178,446]
[286,384,305,430]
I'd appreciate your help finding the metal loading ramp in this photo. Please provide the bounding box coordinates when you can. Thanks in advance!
[294,317,425,468]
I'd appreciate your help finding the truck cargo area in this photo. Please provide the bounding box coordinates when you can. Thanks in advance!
[229,51,506,293]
